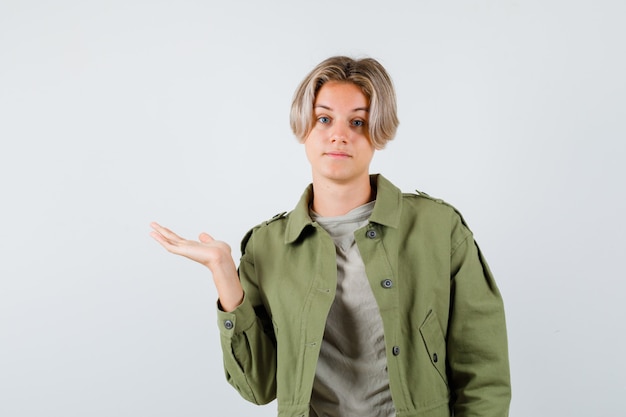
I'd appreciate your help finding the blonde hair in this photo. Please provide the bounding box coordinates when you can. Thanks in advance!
[290,56,399,149]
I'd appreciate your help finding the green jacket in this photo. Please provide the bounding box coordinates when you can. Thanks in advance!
[217,174,511,417]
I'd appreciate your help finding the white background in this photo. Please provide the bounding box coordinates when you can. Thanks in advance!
[1,1,624,416]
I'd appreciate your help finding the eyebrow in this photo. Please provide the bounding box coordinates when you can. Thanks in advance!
[314,104,369,112]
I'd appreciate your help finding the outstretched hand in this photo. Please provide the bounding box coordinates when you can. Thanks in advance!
[149,222,244,311]
[149,222,233,269]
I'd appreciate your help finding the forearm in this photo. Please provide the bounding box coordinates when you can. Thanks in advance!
[218,294,277,404]
[207,256,244,312]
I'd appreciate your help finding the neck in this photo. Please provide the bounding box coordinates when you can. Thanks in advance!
[310,175,374,217]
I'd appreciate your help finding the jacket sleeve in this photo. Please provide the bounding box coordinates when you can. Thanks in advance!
[216,228,277,405]
[446,213,511,417]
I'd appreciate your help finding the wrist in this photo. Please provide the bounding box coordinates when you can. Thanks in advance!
[219,291,244,312]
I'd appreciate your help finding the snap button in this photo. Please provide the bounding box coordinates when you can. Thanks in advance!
[366,229,377,239]
[381,279,393,289]
[223,320,234,330]
[392,346,400,356]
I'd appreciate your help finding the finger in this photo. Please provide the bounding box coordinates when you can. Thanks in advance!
[149,224,187,251]
[150,222,184,242]
[149,230,167,245]
[199,232,214,243]
[150,229,179,247]
[149,230,170,247]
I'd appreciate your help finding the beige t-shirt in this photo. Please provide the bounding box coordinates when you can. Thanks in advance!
[309,201,395,417]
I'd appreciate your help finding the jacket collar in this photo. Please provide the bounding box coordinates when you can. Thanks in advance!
[284,174,402,244]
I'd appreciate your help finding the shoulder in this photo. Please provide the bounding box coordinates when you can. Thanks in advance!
[401,189,474,242]
[240,211,290,254]
[240,182,315,254]
[376,174,460,218]
[402,189,462,218]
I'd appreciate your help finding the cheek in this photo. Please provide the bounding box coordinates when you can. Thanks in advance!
[304,131,322,148]
[358,137,375,153]
[362,145,376,163]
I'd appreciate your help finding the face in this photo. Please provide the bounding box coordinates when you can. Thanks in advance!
[304,81,375,186]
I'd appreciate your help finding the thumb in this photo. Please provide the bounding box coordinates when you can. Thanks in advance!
[199,232,213,243]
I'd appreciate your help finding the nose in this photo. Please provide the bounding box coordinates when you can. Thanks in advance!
[331,123,349,143]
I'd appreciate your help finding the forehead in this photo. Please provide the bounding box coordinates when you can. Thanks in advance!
[314,81,369,109]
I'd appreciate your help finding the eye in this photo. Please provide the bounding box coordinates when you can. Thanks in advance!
[351,119,365,127]
[317,116,331,124]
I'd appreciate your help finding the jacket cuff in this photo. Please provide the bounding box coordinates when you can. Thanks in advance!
[216,294,256,337]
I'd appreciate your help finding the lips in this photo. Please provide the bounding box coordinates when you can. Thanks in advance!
[325,151,351,158]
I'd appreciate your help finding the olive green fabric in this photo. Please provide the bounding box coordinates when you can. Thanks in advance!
[217,174,511,417]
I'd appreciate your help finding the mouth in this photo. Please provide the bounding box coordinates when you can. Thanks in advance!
[325,151,351,159]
